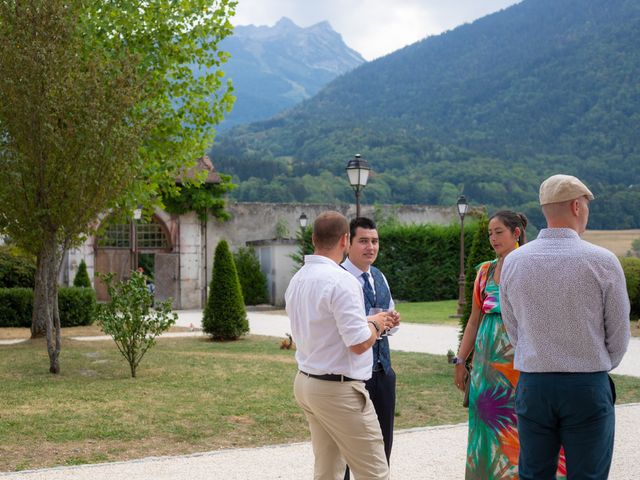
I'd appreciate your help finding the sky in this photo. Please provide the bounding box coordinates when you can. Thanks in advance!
[233,0,522,61]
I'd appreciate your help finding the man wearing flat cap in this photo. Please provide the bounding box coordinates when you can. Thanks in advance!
[500,174,630,479]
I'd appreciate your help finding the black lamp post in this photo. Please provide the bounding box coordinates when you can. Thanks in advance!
[456,195,469,316]
[298,213,308,231]
[345,154,370,218]
[298,213,309,265]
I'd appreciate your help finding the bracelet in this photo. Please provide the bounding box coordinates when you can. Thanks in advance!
[368,320,381,335]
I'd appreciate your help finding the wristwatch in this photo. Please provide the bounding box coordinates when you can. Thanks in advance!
[368,320,381,335]
[452,356,464,365]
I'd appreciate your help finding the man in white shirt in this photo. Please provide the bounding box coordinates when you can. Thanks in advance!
[285,211,395,480]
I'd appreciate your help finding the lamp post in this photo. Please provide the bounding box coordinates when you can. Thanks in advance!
[298,213,308,231]
[456,195,469,316]
[131,206,142,272]
[345,154,370,218]
[298,213,309,266]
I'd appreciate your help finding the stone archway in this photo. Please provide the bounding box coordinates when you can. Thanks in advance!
[94,215,178,305]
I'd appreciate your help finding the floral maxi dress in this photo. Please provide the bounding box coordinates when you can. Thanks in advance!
[465,260,566,480]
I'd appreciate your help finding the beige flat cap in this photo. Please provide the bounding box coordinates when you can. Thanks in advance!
[539,174,594,205]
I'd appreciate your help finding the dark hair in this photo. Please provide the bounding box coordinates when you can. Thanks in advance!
[489,210,528,245]
[312,211,349,250]
[349,217,377,244]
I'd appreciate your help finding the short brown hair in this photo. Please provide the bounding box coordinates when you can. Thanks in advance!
[312,211,349,250]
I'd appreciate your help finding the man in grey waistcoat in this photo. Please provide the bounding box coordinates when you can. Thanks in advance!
[342,217,401,479]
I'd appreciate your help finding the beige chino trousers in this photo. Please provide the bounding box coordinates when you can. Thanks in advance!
[294,371,389,480]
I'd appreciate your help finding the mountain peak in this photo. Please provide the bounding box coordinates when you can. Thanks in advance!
[274,17,298,30]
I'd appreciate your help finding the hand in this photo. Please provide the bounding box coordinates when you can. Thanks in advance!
[454,363,468,392]
[388,310,401,327]
[368,311,391,333]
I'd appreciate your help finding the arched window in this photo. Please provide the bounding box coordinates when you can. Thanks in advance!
[98,218,170,249]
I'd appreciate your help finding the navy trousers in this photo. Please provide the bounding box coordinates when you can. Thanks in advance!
[515,372,616,480]
[344,367,396,479]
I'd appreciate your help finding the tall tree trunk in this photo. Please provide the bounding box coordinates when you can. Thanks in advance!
[31,234,62,374]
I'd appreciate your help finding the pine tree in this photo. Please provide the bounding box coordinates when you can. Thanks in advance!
[73,259,92,288]
[203,240,248,340]
[233,247,268,305]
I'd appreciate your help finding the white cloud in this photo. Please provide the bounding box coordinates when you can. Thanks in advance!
[232,0,521,60]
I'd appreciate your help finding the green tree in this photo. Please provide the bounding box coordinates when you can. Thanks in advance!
[0,0,236,373]
[96,271,176,378]
[72,259,91,288]
[203,240,248,340]
[233,247,269,305]
[291,227,314,270]
[162,176,235,223]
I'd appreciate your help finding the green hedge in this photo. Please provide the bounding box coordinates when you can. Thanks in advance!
[58,288,97,327]
[0,288,33,327]
[375,222,478,302]
[0,287,96,328]
[620,257,640,318]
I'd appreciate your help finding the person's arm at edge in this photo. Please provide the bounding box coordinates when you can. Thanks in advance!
[604,258,631,369]
[350,312,387,354]
[500,258,518,349]
[454,297,482,390]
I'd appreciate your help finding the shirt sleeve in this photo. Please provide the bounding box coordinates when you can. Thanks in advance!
[332,276,372,347]
[500,258,518,348]
[603,258,631,368]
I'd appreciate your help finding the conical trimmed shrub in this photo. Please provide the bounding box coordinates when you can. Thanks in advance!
[73,259,92,288]
[203,240,248,340]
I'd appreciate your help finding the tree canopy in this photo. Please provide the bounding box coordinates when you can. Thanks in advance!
[0,0,237,373]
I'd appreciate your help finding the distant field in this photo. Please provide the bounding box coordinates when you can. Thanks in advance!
[582,229,640,256]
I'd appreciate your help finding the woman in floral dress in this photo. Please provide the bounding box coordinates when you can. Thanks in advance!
[454,211,566,480]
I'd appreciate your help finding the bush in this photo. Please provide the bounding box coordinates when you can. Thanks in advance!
[234,247,269,305]
[0,248,35,288]
[73,259,92,288]
[0,287,96,328]
[620,257,640,318]
[96,271,176,378]
[203,239,248,340]
[0,288,33,327]
[58,287,96,327]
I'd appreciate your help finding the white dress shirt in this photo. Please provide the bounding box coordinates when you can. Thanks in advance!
[501,228,630,373]
[341,257,399,335]
[285,255,373,380]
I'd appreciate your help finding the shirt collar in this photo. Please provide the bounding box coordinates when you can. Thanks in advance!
[537,228,581,240]
[304,254,342,267]
[341,257,370,277]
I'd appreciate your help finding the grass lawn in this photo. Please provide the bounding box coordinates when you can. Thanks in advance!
[395,299,461,326]
[2,334,640,472]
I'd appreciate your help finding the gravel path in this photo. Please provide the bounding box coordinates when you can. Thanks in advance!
[2,310,638,478]
[2,404,639,479]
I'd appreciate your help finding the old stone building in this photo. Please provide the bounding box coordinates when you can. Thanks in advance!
[61,201,456,308]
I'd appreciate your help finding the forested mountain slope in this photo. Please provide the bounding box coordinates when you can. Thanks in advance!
[213,0,640,229]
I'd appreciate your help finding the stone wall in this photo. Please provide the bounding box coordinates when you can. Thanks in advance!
[62,202,458,309]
